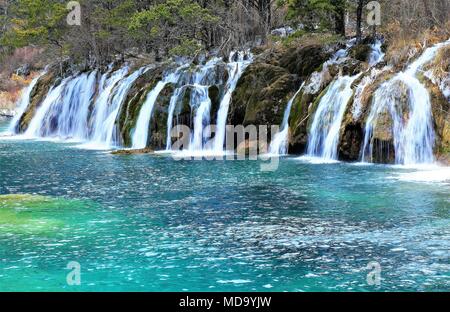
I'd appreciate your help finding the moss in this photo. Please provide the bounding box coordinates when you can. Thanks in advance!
[150,83,175,149]
[229,62,299,128]
[117,67,164,146]
[350,44,372,62]
[208,85,221,122]
[421,78,450,162]
[111,148,154,155]
[18,71,57,132]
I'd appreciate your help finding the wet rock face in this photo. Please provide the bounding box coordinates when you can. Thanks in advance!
[423,78,450,165]
[339,123,364,161]
[228,44,331,137]
[111,147,154,155]
[117,66,164,147]
[18,71,57,133]
[350,44,372,63]
[150,83,175,149]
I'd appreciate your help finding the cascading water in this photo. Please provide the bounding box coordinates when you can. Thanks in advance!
[212,51,253,153]
[7,72,44,134]
[24,72,98,140]
[189,85,212,151]
[303,39,355,95]
[306,74,361,161]
[165,87,184,150]
[369,39,385,66]
[99,66,149,147]
[131,71,181,149]
[87,66,129,147]
[268,82,305,155]
[361,39,450,165]
[24,79,69,138]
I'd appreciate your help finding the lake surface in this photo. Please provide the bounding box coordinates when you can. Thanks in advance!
[0,118,448,291]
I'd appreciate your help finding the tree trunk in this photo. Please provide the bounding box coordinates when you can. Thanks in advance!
[356,0,364,43]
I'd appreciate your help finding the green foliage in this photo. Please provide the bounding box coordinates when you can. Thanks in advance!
[129,0,219,54]
[1,0,67,48]
[169,38,202,57]
[285,0,345,32]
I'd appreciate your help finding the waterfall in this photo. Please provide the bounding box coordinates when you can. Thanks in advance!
[165,87,184,150]
[189,85,212,151]
[23,72,98,140]
[361,39,450,165]
[369,39,385,66]
[307,74,361,161]
[304,39,355,95]
[175,57,221,152]
[131,71,180,149]
[268,82,305,155]
[212,51,253,153]
[24,79,68,138]
[7,73,44,134]
[91,67,148,148]
[87,66,129,147]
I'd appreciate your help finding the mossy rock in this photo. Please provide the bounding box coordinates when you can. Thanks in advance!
[278,44,331,78]
[350,44,372,62]
[208,85,221,123]
[421,78,450,163]
[111,148,154,155]
[18,71,57,132]
[117,66,164,146]
[228,62,299,128]
[171,86,193,129]
[149,83,175,149]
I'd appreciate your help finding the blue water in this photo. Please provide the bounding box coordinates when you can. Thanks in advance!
[0,119,448,291]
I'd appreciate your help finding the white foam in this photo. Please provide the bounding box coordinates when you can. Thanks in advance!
[393,166,450,183]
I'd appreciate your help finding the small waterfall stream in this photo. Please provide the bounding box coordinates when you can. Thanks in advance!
[24,79,69,138]
[8,73,44,134]
[306,74,361,160]
[165,87,184,150]
[132,71,181,149]
[213,52,253,153]
[361,39,450,165]
[268,82,305,155]
[87,66,129,148]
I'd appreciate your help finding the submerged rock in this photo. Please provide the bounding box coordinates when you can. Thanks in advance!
[111,148,154,155]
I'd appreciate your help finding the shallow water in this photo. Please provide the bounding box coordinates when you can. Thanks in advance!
[0,119,448,291]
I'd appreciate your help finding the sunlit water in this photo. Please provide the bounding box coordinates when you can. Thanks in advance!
[0,118,448,292]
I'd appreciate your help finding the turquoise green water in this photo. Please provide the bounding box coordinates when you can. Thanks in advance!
[0,119,449,291]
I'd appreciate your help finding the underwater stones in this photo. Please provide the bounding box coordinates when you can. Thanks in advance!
[0,194,69,235]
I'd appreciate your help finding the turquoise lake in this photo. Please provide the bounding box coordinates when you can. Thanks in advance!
[0,118,448,291]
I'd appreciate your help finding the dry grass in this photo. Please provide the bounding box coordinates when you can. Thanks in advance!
[383,21,450,69]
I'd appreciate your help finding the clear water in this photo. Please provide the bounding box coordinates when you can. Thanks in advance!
[0,119,449,292]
